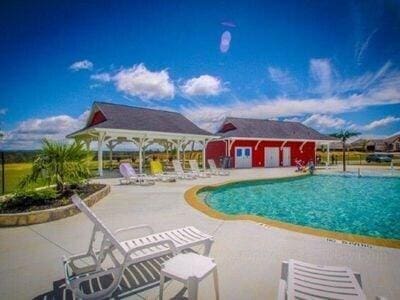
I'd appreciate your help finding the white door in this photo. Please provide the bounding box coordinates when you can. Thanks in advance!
[235,147,252,168]
[282,147,291,166]
[265,147,280,167]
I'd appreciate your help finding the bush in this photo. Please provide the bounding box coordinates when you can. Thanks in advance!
[0,188,57,212]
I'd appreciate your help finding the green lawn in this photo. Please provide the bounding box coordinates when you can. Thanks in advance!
[1,163,37,194]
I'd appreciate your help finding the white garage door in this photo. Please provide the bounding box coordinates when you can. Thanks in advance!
[235,147,252,168]
[282,147,291,166]
[265,147,280,167]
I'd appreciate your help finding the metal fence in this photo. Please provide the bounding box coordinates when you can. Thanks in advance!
[0,151,4,195]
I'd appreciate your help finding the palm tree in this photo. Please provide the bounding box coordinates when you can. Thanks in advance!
[20,139,92,192]
[329,130,360,172]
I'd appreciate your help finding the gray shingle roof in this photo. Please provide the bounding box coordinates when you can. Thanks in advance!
[217,117,334,140]
[70,102,212,136]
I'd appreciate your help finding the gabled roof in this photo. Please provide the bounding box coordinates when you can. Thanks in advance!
[68,101,212,137]
[216,117,334,141]
[385,134,400,144]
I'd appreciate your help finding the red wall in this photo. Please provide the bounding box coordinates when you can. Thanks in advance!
[206,140,226,167]
[206,139,316,168]
[89,111,107,126]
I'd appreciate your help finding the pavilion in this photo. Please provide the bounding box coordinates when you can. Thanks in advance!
[67,102,216,176]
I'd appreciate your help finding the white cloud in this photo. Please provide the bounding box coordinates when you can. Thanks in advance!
[268,67,296,91]
[180,75,225,97]
[69,60,93,71]
[353,116,400,132]
[181,60,400,132]
[1,111,89,150]
[309,59,332,95]
[113,64,175,101]
[302,114,348,130]
[355,28,378,65]
[283,117,302,122]
[90,73,111,82]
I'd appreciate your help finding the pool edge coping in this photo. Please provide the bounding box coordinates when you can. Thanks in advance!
[184,175,400,250]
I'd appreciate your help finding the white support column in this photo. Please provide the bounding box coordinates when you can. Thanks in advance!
[97,132,106,177]
[327,143,330,166]
[138,138,144,173]
[176,139,184,162]
[84,139,91,150]
[202,139,207,171]
[107,141,120,171]
[182,141,191,168]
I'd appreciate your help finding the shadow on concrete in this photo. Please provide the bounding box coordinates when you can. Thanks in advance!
[33,254,173,300]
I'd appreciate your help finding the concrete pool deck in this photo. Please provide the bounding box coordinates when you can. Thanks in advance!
[0,166,399,299]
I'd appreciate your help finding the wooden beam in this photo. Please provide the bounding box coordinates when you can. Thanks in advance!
[280,140,288,151]
[299,141,308,153]
[255,140,262,151]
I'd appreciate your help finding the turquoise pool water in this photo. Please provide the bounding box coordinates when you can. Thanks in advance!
[198,174,400,239]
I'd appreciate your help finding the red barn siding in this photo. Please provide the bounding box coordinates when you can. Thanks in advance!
[206,140,226,167]
[206,139,316,168]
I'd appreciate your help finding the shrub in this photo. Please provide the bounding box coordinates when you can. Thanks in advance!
[0,188,57,212]
[19,139,92,192]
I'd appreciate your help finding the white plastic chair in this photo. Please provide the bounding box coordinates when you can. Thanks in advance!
[278,259,369,300]
[63,195,214,299]
[119,162,156,185]
[172,160,197,180]
[207,159,229,176]
[189,160,211,178]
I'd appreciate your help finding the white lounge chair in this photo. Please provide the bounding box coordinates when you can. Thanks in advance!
[208,159,229,176]
[278,259,369,300]
[189,160,211,178]
[172,160,197,180]
[63,195,214,300]
[119,162,157,185]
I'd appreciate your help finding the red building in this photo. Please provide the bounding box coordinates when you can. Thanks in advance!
[206,117,334,168]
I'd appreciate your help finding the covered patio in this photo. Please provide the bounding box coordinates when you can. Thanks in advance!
[67,102,216,176]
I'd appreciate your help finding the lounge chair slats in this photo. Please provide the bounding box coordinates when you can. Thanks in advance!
[207,159,229,176]
[281,259,366,300]
[189,160,211,178]
[172,160,197,179]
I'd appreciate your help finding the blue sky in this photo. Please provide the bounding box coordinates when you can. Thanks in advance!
[1,0,400,149]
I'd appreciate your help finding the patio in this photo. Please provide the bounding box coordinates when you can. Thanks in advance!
[0,167,399,299]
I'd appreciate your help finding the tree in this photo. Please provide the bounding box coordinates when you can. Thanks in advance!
[20,139,92,192]
[329,130,360,172]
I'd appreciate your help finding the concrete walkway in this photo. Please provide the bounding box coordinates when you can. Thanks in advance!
[0,167,399,299]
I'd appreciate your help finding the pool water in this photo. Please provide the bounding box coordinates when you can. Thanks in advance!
[199,174,400,240]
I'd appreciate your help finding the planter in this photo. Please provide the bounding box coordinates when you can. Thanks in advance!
[0,185,110,227]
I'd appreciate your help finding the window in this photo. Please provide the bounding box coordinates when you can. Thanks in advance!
[244,148,250,156]
[236,148,243,157]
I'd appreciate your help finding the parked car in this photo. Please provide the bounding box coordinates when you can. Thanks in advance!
[366,153,392,163]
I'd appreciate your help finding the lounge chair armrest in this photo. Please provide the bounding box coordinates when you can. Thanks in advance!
[124,239,178,262]
[114,224,154,236]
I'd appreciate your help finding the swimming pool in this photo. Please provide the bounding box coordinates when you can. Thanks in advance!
[198,174,400,240]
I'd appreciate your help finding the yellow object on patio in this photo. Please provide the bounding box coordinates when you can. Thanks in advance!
[150,160,164,175]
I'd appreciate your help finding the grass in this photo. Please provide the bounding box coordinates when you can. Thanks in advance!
[0,163,42,194]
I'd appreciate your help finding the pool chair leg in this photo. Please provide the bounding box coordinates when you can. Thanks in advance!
[203,239,213,256]
[187,277,199,300]
[159,272,165,300]
[213,268,220,300]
